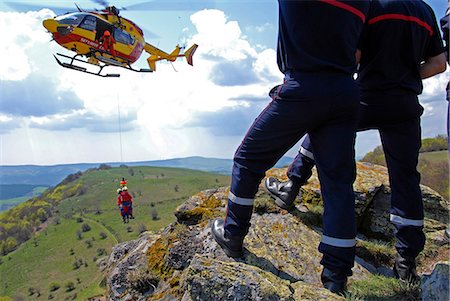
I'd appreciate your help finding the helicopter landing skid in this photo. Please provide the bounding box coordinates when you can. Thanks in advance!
[54,53,120,77]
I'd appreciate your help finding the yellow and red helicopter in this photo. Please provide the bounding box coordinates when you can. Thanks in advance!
[40,3,198,77]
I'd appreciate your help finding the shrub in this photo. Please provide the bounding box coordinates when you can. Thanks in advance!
[137,224,147,234]
[81,223,91,232]
[96,248,106,256]
[84,240,92,248]
[64,281,75,292]
[151,209,159,221]
[76,217,83,223]
[49,282,60,292]
[99,232,107,240]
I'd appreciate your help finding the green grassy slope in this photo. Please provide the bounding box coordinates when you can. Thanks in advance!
[0,166,230,300]
[419,150,448,163]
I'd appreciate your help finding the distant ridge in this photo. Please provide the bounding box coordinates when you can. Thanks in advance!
[0,156,294,186]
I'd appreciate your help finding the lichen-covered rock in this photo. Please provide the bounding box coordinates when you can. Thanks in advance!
[421,261,450,301]
[364,185,449,239]
[180,255,343,301]
[266,163,449,241]
[181,255,297,301]
[107,232,159,301]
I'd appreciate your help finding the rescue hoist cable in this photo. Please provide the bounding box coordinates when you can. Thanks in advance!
[117,93,123,164]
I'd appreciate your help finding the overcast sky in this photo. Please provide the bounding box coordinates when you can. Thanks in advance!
[0,0,448,166]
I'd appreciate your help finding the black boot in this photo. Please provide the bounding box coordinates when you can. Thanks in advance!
[264,177,300,209]
[211,219,244,258]
[321,267,348,295]
[393,253,420,284]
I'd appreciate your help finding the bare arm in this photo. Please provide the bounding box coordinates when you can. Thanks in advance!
[420,53,447,79]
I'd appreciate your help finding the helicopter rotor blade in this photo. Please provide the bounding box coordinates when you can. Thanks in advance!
[4,2,72,15]
[90,0,110,8]
[123,0,217,11]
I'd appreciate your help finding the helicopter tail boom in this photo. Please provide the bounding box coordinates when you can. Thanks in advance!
[144,43,198,71]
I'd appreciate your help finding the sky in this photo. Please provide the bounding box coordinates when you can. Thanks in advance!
[0,0,448,166]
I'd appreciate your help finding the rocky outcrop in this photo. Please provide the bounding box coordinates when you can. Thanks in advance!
[105,163,449,300]
[422,262,450,301]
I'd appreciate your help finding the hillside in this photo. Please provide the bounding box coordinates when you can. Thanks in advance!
[0,166,230,301]
[0,156,294,186]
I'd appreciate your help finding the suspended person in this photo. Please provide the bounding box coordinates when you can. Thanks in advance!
[119,178,134,219]
[211,0,370,295]
[121,186,134,220]
[117,187,132,223]
[265,0,446,287]
[99,30,116,57]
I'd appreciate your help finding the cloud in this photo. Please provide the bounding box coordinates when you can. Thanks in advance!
[209,58,259,86]
[0,115,21,134]
[187,102,267,136]
[29,110,137,133]
[0,9,55,81]
[0,74,84,117]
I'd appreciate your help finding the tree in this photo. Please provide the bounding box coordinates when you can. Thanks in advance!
[361,145,386,166]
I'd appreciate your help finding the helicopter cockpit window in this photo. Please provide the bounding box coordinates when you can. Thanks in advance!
[79,15,96,32]
[114,28,134,45]
[55,13,86,26]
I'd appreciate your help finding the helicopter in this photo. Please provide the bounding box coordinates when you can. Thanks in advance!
[41,3,198,77]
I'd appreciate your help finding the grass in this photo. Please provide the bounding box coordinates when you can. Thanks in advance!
[0,217,116,301]
[0,166,230,300]
[419,150,448,163]
[348,275,420,301]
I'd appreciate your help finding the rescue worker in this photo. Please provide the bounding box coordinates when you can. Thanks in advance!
[441,1,450,142]
[265,0,446,287]
[440,0,450,240]
[211,0,370,294]
[118,186,133,223]
[99,30,116,56]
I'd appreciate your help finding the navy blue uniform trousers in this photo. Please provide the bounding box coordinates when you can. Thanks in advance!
[224,72,360,274]
[289,92,426,260]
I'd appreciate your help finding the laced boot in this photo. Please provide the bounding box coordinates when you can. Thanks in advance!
[211,219,244,258]
[264,177,300,209]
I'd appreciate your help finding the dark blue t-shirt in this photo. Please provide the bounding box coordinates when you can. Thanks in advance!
[277,0,370,75]
[358,0,444,94]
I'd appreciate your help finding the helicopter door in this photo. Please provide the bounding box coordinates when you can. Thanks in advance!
[95,19,114,42]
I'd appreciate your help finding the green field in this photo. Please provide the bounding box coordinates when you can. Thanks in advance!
[0,166,230,300]
[419,150,448,163]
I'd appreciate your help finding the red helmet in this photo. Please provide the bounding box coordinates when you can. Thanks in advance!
[104,30,111,36]
[120,180,127,186]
